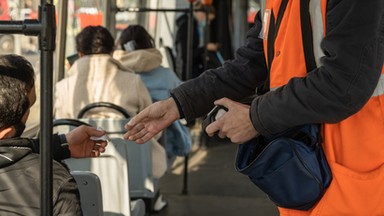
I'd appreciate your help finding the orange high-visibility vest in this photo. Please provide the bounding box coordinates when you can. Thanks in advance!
[262,0,384,215]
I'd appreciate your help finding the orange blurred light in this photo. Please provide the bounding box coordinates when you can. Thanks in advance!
[202,0,214,5]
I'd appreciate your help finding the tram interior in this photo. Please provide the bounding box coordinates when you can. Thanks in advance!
[0,0,279,215]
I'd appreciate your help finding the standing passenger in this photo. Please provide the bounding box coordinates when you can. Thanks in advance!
[175,1,218,80]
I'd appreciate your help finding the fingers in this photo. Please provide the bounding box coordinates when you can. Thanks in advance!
[125,117,137,130]
[124,123,153,144]
[90,141,107,157]
[205,120,222,137]
[214,97,233,109]
[125,108,150,130]
[91,150,100,157]
[95,141,108,150]
[123,123,145,140]
[136,132,156,144]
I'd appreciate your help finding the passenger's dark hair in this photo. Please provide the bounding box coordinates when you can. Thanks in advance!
[118,25,155,51]
[0,55,35,130]
[76,25,115,55]
[194,1,216,15]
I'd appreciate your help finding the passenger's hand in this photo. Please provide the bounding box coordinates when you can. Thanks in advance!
[66,125,108,158]
[205,97,259,144]
[206,43,219,51]
[124,98,180,144]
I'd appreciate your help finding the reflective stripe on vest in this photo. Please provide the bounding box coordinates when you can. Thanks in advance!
[309,0,324,67]
[373,73,384,97]
[310,0,384,98]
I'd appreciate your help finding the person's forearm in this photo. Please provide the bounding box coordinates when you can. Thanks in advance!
[171,12,268,122]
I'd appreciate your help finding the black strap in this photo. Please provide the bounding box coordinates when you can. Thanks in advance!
[262,0,289,94]
[300,0,317,72]
[261,0,318,94]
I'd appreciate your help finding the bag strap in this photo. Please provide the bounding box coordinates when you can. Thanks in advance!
[260,0,317,93]
[259,0,289,94]
[300,0,317,72]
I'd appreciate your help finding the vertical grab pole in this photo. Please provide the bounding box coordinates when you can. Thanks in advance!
[203,5,209,70]
[39,0,56,215]
[56,0,68,82]
[186,1,194,80]
[182,155,189,195]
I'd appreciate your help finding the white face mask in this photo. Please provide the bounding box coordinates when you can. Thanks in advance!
[123,40,136,52]
[201,19,207,27]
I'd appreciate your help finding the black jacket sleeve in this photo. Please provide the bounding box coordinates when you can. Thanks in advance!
[171,12,268,122]
[251,0,384,136]
[31,134,71,161]
[172,1,383,137]
[52,161,83,216]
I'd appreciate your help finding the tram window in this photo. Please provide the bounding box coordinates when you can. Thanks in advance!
[65,0,104,64]
[0,0,39,56]
[248,0,260,25]
[0,0,40,135]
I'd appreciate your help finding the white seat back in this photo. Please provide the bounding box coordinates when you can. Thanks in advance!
[71,171,103,216]
[64,118,157,216]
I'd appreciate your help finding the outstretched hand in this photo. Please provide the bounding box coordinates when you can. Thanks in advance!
[66,125,108,158]
[124,98,180,144]
[205,97,259,144]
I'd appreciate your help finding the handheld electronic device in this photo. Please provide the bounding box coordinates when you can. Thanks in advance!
[201,105,229,141]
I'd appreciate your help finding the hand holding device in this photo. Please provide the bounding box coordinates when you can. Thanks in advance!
[201,105,230,141]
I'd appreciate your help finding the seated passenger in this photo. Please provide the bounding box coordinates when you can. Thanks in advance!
[55,25,152,119]
[0,54,108,215]
[114,25,192,161]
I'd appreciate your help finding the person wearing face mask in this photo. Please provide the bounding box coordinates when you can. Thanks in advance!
[0,54,108,215]
[174,1,218,80]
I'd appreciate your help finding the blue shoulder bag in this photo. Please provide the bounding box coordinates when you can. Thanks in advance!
[235,124,332,210]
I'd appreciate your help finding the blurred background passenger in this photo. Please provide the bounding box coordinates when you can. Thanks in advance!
[114,24,192,163]
[174,1,219,80]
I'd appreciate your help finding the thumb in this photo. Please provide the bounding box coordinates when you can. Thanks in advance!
[126,108,149,129]
[87,126,106,136]
[214,97,233,109]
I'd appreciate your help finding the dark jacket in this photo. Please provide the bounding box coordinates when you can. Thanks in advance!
[175,13,205,80]
[0,138,82,216]
[171,0,384,137]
